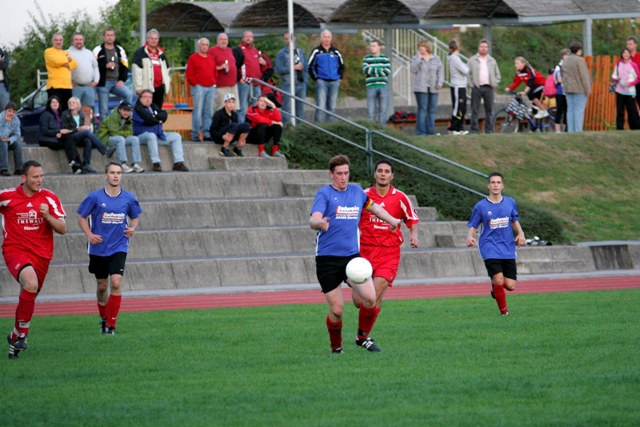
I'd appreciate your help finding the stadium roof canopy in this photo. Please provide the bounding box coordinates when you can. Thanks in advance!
[146,0,640,37]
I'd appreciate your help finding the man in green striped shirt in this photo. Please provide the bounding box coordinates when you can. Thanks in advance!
[362,40,391,126]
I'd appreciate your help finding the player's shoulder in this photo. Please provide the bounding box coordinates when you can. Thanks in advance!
[40,187,61,198]
[120,188,139,199]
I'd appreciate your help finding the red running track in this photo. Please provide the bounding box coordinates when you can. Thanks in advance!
[1,276,639,318]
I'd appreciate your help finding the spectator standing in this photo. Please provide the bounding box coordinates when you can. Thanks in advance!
[611,47,640,130]
[562,41,591,133]
[554,49,570,132]
[37,96,85,174]
[133,89,189,172]
[61,97,109,174]
[447,40,469,135]
[44,33,77,112]
[3,160,67,359]
[96,101,145,173]
[93,29,133,122]
[466,172,526,316]
[186,38,218,142]
[506,57,548,118]
[410,40,444,136]
[68,33,99,127]
[467,39,501,134]
[235,31,267,123]
[0,102,24,175]
[246,95,284,158]
[210,93,249,157]
[132,29,171,108]
[362,40,391,126]
[308,30,344,123]
[209,34,240,111]
[77,161,142,335]
[0,47,10,110]
[275,32,308,126]
[625,36,640,108]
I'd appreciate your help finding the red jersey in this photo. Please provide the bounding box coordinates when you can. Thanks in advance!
[508,65,546,91]
[246,105,282,128]
[0,185,66,260]
[359,185,418,247]
[208,46,237,87]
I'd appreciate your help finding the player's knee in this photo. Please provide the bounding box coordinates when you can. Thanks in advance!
[97,280,108,292]
[361,296,376,309]
[504,281,516,291]
[22,280,38,293]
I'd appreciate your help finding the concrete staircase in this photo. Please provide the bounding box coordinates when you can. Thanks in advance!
[0,144,602,298]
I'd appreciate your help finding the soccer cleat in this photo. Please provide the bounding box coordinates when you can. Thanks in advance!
[331,347,344,354]
[120,163,134,173]
[7,333,20,359]
[105,326,116,335]
[259,151,271,158]
[272,151,286,158]
[219,147,234,158]
[501,311,510,316]
[100,319,107,334]
[232,147,244,157]
[355,336,382,352]
[132,163,145,173]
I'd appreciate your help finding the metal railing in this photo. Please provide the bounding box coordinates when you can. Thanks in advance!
[252,78,487,197]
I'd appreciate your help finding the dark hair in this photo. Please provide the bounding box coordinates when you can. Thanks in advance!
[139,89,153,98]
[448,40,459,52]
[329,154,350,172]
[488,171,504,183]
[4,102,17,111]
[370,39,382,47]
[621,47,632,59]
[569,41,582,54]
[627,36,638,44]
[104,161,122,174]
[21,160,41,176]
[375,159,394,174]
[103,28,115,36]
[45,96,62,114]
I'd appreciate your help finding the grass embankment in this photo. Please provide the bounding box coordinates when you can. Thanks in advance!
[283,125,640,243]
[1,290,639,426]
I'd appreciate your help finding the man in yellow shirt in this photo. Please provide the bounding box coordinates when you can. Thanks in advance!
[44,33,77,112]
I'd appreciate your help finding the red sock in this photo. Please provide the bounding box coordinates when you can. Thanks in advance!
[258,144,265,155]
[98,302,107,320]
[14,289,37,337]
[493,284,508,314]
[357,305,377,340]
[373,307,381,324]
[271,145,280,155]
[106,295,122,328]
[326,316,343,350]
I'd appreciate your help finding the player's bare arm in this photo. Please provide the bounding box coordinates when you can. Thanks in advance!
[512,220,526,247]
[124,218,139,238]
[40,203,67,235]
[310,212,330,231]
[366,203,401,231]
[77,215,102,244]
[409,223,419,248]
[466,226,477,247]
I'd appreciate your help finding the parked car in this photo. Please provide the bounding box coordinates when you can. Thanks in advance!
[17,77,135,144]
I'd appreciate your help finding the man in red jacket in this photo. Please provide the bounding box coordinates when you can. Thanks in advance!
[235,31,269,123]
[186,38,218,142]
[246,95,284,158]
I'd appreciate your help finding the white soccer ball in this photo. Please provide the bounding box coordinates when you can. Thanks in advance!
[346,257,373,285]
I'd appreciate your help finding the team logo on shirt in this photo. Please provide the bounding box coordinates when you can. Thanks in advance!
[17,209,44,230]
[335,205,360,219]
[101,212,126,224]
[489,216,510,229]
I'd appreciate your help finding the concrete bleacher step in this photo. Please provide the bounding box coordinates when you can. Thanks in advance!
[435,234,468,248]
[416,207,438,221]
[209,156,288,171]
[515,246,596,274]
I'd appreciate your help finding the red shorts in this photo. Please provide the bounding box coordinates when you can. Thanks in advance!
[360,245,401,287]
[3,250,51,290]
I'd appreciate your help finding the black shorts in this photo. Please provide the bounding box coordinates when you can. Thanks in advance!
[484,258,517,281]
[315,254,360,294]
[89,252,128,279]
[527,87,543,102]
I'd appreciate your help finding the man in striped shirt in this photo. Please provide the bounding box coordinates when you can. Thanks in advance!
[362,40,391,126]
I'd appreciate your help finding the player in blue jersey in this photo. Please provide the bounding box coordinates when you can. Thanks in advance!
[466,172,526,316]
[77,161,142,334]
[310,154,402,354]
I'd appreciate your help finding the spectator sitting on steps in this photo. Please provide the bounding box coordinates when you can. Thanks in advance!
[61,97,109,174]
[0,102,24,176]
[96,101,145,173]
[246,95,284,158]
[209,93,249,158]
[132,89,189,172]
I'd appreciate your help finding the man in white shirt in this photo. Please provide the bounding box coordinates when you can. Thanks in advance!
[467,39,501,134]
[68,33,100,126]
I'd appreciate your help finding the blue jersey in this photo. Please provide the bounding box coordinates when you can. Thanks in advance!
[310,184,373,257]
[467,196,519,260]
[77,188,142,256]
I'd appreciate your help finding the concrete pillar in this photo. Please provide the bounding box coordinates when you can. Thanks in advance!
[583,18,593,57]
[482,25,493,55]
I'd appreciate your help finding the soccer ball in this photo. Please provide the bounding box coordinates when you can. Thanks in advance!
[346,257,373,285]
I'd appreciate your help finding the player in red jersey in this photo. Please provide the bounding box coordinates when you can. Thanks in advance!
[353,160,419,328]
[1,160,67,359]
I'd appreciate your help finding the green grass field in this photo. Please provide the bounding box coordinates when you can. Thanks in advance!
[1,290,639,427]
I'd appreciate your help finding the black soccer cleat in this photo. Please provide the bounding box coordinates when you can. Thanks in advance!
[105,326,116,335]
[7,333,20,359]
[331,347,344,354]
[355,337,382,352]
[100,319,107,334]
[13,333,27,351]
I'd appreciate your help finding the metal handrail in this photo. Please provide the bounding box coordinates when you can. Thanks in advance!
[251,78,486,197]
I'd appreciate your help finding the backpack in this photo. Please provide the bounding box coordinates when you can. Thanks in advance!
[543,73,557,98]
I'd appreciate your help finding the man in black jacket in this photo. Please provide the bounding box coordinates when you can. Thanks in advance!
[209,93,249,157]
[93,29,132,122]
